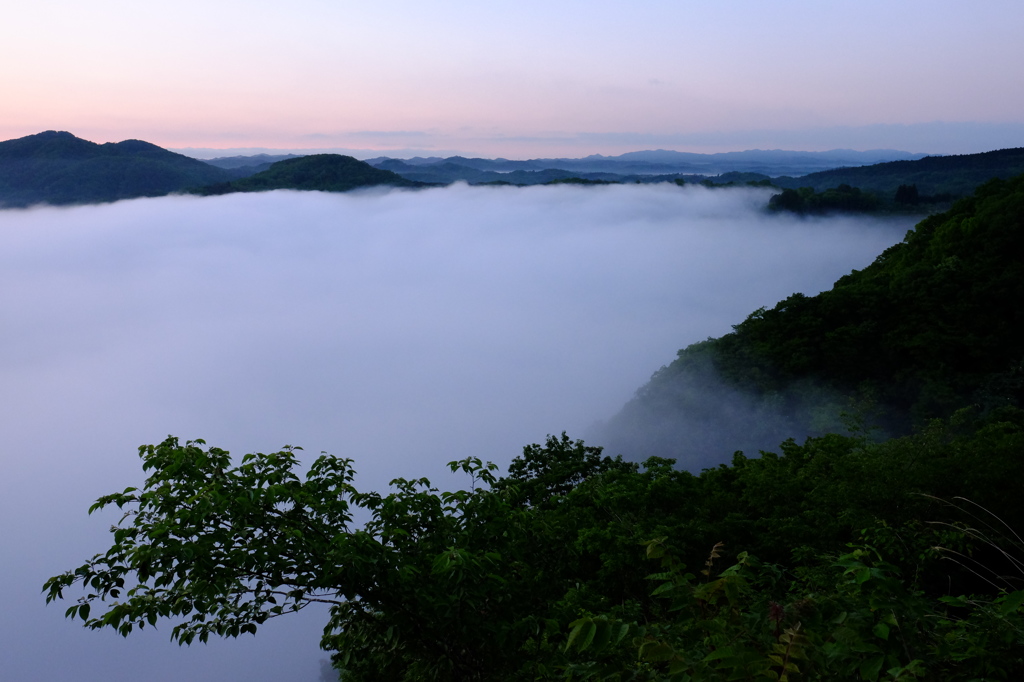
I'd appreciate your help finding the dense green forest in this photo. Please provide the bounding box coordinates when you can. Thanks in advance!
[46,175,1024,679]
[770,148,1024,198]
[760,148,1024,216]
[766,185,883,214]
[601,173,1024,464]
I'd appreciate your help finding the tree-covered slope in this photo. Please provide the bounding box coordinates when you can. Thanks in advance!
[191,154,422,195]
[48,416,1024,681]
[0,130,233,207]
[601,173,1024,466]
[772,147,1024,198]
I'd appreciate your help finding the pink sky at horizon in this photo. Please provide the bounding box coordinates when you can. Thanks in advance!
[2,1,1023,157]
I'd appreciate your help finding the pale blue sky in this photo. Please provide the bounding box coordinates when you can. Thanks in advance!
[2,1,1022,156]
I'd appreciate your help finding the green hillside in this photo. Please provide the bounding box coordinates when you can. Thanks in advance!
[0,130,232,207]
[773,147,1024,198]
[191,153,422,195]
[603,173,1024,464]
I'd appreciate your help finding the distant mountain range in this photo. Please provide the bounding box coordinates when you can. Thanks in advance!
[366,148,929,179]
[365,148,1024,204]
[202,153,303,170]
[0,132,417,208]
[770,148,1024,196]
[2,131,1023,208]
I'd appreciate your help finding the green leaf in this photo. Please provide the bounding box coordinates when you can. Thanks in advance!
[872,622,890,641]
[650,582,676,596]
[998,589,1024,616]
[643,537,667,559]
[591,620,612,651]
[640,641,677,662]
[859,655,885,681]
[577,621,597,651]
[703,646,737,662]
[565,618,592,652]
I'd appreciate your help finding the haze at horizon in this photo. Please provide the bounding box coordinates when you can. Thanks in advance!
[3,1,1023,157]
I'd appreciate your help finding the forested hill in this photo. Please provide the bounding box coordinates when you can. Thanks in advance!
[772,147,1024,197]
[189,154,423,195]
[0,130,233,207]
[599,172,1024,468]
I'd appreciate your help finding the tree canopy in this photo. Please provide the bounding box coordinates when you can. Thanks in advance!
[46,417,1024,680]
[603,173,1024,463]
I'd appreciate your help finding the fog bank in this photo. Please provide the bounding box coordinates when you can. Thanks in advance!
[0,184,918,681]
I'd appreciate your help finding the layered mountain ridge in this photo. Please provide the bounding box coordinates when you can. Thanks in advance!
[3,130,1024,209]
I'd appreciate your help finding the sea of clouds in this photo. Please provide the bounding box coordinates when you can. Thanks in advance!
[0,183,919,681]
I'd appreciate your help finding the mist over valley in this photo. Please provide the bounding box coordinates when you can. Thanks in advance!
[7,2,1024,677]
[0,183,918,681]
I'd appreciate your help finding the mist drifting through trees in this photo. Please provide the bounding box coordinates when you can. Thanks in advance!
[0,184,917,682]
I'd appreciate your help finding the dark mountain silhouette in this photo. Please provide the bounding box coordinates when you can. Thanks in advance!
[5,131,1023,208]
[0,131,233,207]
[190,154,423,196]
[365,149,1024,192]
[202,153,303,170]
[772,147,1024,197]
[365,148,929,179]
[365,159,623,185]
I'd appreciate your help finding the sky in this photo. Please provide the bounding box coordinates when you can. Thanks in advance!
[0,0,1018,678]
[0,185,919,681]
[2,1,1023,157]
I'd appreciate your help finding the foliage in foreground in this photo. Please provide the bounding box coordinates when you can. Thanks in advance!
[46,412,1024,681]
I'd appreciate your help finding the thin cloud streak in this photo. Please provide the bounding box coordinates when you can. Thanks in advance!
[0,185,918,681]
